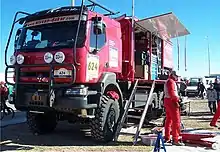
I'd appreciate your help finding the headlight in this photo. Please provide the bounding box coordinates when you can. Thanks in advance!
[16,54,24,64]
[44,52,53,63]
[10,55,16,65]
[54,52,65,63]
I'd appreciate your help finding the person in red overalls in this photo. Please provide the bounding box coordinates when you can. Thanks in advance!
[163,71,185,146]
[210,78,220,129]
[0,81,9,110]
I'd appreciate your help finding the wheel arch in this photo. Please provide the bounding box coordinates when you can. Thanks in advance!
[99,72,124,109]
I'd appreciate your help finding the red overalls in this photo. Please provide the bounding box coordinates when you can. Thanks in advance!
[210,83,220,127]
[164,76,180,142]
[210,101,220,126]
[0,82,8,100]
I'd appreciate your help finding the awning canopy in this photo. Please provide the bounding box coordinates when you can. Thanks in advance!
[135,12,190,40]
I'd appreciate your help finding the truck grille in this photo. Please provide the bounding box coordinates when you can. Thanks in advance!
[20,71,50,77]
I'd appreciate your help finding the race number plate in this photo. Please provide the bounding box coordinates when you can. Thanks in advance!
[54,68,72,77]
[86,54,99,81]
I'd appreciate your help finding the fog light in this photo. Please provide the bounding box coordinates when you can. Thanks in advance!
[16,54,24,64]
[54,51,65,63]
[10,55,16,65]
[44,52,53,63]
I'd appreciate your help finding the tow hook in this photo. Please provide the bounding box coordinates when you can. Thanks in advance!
[49,90,55,107]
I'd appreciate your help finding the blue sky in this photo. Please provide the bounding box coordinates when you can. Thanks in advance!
[0,0,220,77]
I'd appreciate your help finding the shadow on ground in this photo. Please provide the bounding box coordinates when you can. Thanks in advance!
[0,121,147,152]
[189,111,212,117]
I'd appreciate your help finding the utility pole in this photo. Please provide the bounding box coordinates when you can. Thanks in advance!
[131,0,135,71]
[71,0,75,6]
[206,36,211,76]
[184,36,187,71]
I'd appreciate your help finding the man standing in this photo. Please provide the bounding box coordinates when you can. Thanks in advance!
[199,82,206,99]
[197,79,202,98]
[210,77,220,129]
[164,71,185,146]
[207,83,217,114]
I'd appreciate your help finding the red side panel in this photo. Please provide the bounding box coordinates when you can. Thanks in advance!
[163,40,173,69]
[117,18,134,81]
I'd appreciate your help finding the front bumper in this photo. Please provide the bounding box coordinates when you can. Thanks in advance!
[6,64,97,112]
[14,88,97,112]
[54,96,97,109]
[186,90,198,96]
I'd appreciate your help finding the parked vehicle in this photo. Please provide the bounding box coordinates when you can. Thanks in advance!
[186,77,207,97]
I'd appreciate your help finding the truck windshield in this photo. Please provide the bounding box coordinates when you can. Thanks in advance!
[17,21,86,50]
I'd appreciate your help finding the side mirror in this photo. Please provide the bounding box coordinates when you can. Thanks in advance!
[93,22,104,35]
[92,16,104,35]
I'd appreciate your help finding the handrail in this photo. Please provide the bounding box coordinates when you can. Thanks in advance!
[4,11,30,67]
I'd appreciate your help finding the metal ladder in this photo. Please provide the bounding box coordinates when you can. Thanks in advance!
[114,79,156,143]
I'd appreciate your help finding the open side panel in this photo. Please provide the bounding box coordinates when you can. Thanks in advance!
[133,12,190,79]
[135,12,190,41]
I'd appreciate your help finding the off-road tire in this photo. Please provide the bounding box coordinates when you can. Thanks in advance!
[27,112,57,135]
[145,93,158,120]
[156,91,164,117]
[91,95,120,142]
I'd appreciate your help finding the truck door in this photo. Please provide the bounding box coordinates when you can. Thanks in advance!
[86,18,108,81]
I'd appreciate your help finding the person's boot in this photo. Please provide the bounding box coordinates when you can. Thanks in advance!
[164,139,172,146]
[210,123,218,128]
[172,141,185,146]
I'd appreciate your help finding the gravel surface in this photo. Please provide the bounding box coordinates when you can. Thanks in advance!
[1,98,219,152]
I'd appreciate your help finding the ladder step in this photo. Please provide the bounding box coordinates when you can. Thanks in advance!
[131,100,147,103]
[134,92,148,95]
[136,86,151,89]
[133,107,144,111]
[127,115,141,119]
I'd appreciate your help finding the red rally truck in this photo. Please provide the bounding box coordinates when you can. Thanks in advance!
[4,0,189,142]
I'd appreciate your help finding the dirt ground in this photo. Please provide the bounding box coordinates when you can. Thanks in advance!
[1,99,219,152]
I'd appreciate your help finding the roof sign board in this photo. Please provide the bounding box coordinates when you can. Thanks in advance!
[24,14,86,28]
[135,12,190,40]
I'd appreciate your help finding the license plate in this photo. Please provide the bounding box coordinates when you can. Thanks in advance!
[54,68,72,77]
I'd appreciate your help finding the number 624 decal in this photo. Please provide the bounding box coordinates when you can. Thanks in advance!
[88,61,98,71]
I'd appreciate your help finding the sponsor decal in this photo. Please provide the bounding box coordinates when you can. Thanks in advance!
[24,15,86,27]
